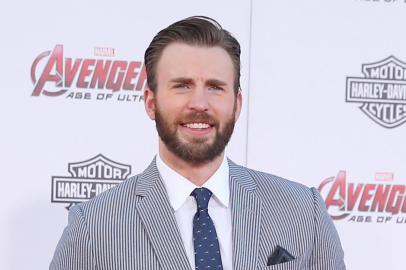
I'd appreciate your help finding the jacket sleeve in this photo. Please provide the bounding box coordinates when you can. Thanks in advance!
[309,188,346,270]
[50,205,96,270]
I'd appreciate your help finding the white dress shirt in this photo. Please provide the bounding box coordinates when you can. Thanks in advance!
[156,154,232,270]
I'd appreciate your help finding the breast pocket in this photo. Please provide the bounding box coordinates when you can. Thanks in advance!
[263,256,306,270]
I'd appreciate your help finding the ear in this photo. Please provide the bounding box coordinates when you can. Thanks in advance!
[234,89,243,122]
[144,88,156,120]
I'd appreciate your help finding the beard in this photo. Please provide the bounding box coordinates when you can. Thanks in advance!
[155,104,236,164]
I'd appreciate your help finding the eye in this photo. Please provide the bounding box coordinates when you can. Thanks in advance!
[208,85,224,91]
[174,83,190,89]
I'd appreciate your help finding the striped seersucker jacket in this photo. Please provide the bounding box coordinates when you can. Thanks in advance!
[50,158,346,270]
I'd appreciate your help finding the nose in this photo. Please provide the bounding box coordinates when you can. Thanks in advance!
[187,87,209,111]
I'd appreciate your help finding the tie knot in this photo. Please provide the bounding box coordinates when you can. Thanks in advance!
[191,187,212,211]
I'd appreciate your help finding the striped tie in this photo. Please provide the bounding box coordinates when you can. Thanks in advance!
[191,187,223,270]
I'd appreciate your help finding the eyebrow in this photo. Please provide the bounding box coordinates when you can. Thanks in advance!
[169,77,228,86]
[169,77,194,84]
[206,79,227,87]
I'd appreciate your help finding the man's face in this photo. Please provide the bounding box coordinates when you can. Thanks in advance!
[144,42,242,164]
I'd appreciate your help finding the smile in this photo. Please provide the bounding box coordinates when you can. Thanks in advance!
[182,122,211,129]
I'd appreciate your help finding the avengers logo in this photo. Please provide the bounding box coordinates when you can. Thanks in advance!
[319,171,406,223]
[346,56,406,128]
[31,45,146,101]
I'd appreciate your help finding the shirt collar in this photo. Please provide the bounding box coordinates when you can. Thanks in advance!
[156,153,230,211]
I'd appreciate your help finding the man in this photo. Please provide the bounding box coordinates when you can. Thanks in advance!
[50,16,345,270]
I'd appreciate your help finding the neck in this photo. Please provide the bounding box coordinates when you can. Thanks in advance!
[158,140,224,186]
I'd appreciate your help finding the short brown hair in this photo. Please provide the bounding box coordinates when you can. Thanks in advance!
[144,16,241,94]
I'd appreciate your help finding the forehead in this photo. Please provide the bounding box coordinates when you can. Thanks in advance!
[156,43,234,84]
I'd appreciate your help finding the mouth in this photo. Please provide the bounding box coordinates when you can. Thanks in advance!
[180,122,215,137]
[181,122,212,129]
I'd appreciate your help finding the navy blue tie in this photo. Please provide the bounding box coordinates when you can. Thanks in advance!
[191,187,223,270]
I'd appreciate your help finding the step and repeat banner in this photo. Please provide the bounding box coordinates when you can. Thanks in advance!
[248,0,406,270]
[1,0,404,269]
[0,1,250,269]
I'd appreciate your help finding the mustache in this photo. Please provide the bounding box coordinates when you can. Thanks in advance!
[177,112,218,126]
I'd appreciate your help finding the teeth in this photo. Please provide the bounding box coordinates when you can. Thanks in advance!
[184,123,210,129]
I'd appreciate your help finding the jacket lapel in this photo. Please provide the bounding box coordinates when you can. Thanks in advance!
[135,158,191,270]
[228,159,262,270]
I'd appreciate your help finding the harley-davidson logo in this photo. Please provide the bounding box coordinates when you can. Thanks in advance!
[346,56,406,128]
[51,154,132,209]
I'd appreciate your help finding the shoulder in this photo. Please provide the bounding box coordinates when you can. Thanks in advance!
[252,167,320,206]
[231,160,314,196]
[249,167,314,196]
[230,161,318,208]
